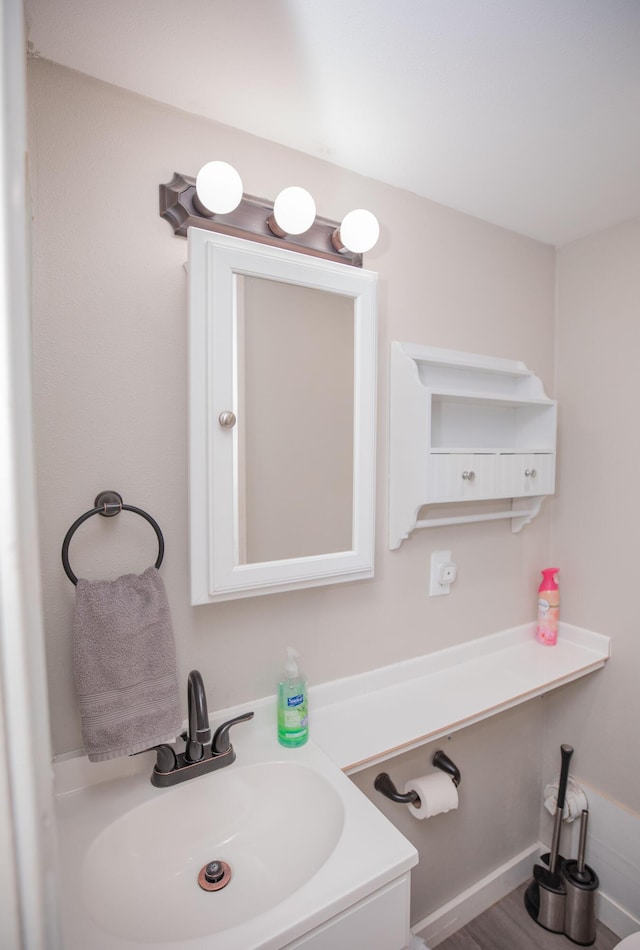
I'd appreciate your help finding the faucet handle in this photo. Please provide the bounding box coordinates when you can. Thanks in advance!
[212,711,254,755]
[153,744,177,774]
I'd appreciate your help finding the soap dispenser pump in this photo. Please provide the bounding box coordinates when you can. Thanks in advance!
[277,647,308,747]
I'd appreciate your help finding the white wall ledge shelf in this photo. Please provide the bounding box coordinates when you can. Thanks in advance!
[310,623,610,773]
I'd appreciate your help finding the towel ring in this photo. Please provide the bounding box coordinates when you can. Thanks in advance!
[61,490,164,585]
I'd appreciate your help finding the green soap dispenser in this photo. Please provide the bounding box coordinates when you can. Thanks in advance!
[277,647,308,747]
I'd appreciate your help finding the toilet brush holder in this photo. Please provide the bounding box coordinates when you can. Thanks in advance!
[562,809,599,946]
[562,860,599,946]
[526,863,567,933]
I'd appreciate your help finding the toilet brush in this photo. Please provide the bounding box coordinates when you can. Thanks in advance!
[524,743,573,932]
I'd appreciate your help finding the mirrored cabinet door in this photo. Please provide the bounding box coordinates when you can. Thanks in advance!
[188,229,378,604]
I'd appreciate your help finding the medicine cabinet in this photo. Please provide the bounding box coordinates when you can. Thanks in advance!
[188,229,378,604]
[389,343,556,548]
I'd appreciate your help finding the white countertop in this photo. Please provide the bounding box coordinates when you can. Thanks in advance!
[53,620,610,950]
[55,621,610,795]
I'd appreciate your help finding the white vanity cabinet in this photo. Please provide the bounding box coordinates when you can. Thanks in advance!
[284,874,411,950]
[389,343,556,547]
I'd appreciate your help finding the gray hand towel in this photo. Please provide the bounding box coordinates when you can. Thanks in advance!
[73,566,183,762]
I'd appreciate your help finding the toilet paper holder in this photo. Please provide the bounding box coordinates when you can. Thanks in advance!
[374,749,461,805]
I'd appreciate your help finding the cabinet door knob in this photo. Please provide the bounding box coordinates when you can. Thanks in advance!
[525,468,537,477]
[461,470,475,481]
[218,411,237,429]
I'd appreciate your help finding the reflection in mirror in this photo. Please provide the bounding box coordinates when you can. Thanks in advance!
[237,276,354,563]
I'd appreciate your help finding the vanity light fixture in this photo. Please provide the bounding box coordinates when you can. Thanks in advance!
[332,209,380,255]
[267,186,316,237]
[160,163,379,267]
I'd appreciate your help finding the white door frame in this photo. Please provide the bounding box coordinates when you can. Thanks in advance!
[0,1,62,946]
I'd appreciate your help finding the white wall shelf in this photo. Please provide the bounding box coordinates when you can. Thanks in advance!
[389,342,557,547]
[309,623,611,774]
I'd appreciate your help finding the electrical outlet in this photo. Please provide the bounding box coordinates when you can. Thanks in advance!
[430,550,458,596]
[441,562,458,585]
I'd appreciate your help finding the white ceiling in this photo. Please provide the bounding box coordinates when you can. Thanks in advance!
[24,0,640,246]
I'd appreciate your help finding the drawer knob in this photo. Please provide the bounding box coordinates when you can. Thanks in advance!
[525,468,537,477]
[461,470,476,481]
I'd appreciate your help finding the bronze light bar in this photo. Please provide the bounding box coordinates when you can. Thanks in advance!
[159,172,363,267]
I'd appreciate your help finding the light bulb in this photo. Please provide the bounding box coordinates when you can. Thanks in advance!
[335,209,380,254]
[194,161,243,215]
[269,186,316,236]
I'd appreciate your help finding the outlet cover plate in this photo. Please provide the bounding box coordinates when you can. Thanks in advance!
[430,549,453,596]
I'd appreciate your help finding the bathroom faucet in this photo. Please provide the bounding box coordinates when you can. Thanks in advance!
[150,669,254,788]
[186,670,211,762]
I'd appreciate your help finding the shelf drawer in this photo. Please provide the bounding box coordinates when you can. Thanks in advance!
[428,454,496,502]
[496,453,554,497]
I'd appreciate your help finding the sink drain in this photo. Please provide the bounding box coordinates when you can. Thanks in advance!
[198,860,232,892]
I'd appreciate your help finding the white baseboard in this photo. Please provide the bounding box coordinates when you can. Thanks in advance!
[411,844,538,948]
[598,891,640,941]
[578,781,640,940]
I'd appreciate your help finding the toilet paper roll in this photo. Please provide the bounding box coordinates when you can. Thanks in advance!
[404,772,459,819]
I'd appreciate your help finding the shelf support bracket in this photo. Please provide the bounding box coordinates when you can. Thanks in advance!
[510,495,545,533]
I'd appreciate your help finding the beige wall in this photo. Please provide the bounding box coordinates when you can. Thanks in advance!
[28,55,557,889]
[546,217,640,814]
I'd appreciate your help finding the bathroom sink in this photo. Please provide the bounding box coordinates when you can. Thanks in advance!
[81,761,344,943]
[55,716,417,950]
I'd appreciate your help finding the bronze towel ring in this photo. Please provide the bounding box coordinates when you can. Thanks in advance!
[61,490,164,585]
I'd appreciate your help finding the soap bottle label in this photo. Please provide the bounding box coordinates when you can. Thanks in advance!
[278,687,308,746]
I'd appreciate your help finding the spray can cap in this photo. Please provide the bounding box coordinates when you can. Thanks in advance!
[284,647,299,678]
[540,567,559,590]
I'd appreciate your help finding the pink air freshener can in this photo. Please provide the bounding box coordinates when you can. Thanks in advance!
[537,568,560,646]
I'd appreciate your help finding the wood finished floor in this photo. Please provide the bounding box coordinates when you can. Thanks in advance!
[436,883,620,950]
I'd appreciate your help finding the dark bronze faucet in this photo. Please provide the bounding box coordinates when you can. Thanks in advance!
[186,669,211,762]
[150,669,254,788]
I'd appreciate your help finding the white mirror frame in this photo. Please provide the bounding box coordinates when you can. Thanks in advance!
[188,229,378,603]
